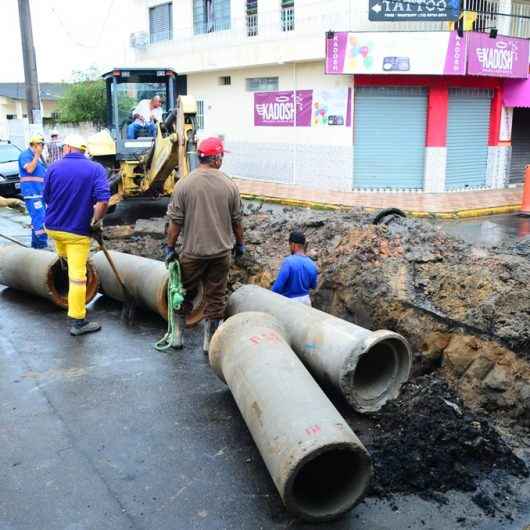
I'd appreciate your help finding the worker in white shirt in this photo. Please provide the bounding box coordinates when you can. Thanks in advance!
[127,95,163,139]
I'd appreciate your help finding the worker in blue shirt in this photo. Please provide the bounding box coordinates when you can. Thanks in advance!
[18,134,48,249]
[271,231,318,305]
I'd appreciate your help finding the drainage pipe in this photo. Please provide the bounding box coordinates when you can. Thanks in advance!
[0,245,98,308]
[227,285,412,413]
[92,250,204,325]
[209,312,372,522]
[92,250,169,319]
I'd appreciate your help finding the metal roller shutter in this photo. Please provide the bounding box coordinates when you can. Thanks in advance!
[354,86,427,190]
[446,89,492,190]
[509,108,530,185]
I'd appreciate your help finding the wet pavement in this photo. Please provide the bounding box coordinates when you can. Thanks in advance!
[1,205,530,529]
[442,214,530,248]
[2,288,529,530]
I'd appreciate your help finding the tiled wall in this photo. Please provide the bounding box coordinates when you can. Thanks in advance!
[223,141,353,192]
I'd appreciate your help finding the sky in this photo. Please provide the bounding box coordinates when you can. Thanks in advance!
[0,0,142,82]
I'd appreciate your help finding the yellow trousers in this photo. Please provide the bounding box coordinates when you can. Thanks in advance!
[47,229,91,319]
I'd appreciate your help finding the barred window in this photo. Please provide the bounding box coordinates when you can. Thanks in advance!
[196,99,205,129]
[246,77,279,92]
[193,0,231,34]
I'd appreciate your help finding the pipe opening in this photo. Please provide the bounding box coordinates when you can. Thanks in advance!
[353,341,399,401]
[290,447,371,520]
[48,260,99,308]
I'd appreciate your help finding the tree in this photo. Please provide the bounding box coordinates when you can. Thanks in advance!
[57,79,107,124]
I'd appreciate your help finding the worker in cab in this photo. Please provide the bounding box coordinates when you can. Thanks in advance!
[18,134,48,249]
[271,231,318,305]
[165,136,245,353]
[43,134,111,336]
[127,95,163,139]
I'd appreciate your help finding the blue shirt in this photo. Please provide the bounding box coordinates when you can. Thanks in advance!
[18,147,47,198]
[43,153,111,236]
[272,254,318,299]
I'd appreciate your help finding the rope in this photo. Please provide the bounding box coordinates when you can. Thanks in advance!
[155,260,186,351]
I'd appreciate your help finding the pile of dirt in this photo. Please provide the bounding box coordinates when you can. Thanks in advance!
[364,373,528,518]
[102,207,530,426]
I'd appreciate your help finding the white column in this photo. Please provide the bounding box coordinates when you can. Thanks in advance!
[424,147,447,193]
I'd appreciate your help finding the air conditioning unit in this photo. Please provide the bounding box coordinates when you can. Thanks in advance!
[130,31,149,49]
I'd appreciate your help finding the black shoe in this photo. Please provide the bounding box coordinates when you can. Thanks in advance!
[70,319,102,336]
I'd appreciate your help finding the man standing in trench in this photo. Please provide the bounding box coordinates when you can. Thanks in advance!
[44,134,111,336]
[164,137,244,353]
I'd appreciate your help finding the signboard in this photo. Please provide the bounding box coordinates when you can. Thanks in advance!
[368,0,460,22]
[325,31,467,76]
[254,89,352,127]
[467,33,529,79]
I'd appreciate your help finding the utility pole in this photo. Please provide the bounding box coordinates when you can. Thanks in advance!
[18,0,41,124]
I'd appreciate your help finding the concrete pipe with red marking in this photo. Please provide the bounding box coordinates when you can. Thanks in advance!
[226,285,412,413]
[209,312,372,522]
[0,245,98,308]
[92,250,205,326]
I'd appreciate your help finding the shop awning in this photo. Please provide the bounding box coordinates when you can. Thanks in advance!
[504,78,530,108]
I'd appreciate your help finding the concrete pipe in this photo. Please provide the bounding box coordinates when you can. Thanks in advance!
[92,250,204,325]
[209,312,372,522]
[0,245,98,308]
[226,285,412,413]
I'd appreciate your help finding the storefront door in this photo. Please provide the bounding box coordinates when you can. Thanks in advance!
[446,89,492,190]
[353,86,427,190]
[509,108,530,185]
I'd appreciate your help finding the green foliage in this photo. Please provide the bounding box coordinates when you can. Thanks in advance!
[57,79,107,124]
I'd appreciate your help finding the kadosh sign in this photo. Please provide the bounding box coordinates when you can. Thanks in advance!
[467,33,529,78]
[254,89,351,127]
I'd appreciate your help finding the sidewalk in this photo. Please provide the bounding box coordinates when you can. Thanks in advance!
[235,179,523,218]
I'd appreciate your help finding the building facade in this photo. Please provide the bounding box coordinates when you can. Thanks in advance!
[0,83,67,144]
[129,0,530,192]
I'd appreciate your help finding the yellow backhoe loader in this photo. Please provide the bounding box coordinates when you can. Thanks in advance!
[87,68,198,209]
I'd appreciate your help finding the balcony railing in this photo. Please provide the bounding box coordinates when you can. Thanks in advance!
[511,0,530,37]
[281,7,295,32]
[193,17,231,35]
[247,13,258,36]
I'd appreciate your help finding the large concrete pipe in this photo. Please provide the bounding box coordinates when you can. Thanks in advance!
[227,285,412,413]
[0,245,98,308]
[92,250,204,325]
[209,312,372,522]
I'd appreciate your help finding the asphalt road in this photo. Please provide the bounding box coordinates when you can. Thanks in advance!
[1,206,530,530]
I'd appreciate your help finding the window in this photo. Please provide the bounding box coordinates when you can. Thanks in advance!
[281,0,294,31]
[193,0,231,34]
[219,76,231,86]
[246,0,258,37]
[5,114,16,120]
[196,100,205,129]
[149,2,173,43]
[246,77,279,92]
[0,144,21,163]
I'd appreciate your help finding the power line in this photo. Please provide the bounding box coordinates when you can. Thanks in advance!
[49,0,116,49]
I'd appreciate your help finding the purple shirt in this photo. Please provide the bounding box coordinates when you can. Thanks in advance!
[44,153,110,236]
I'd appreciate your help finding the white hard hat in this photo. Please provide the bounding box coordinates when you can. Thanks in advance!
[63,133,87,151]
[50,129,59,137]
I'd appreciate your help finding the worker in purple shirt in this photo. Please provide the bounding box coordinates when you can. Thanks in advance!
[271,231,318,305]
[44,134,110,336]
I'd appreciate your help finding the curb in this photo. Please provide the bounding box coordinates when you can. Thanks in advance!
[240,193,521,219]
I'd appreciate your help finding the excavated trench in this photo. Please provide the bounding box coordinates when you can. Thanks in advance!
[103,205,530,520]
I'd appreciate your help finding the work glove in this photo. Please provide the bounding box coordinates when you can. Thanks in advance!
[90,219,103,241]
[233,242,246,258]
[164,245,178,268]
